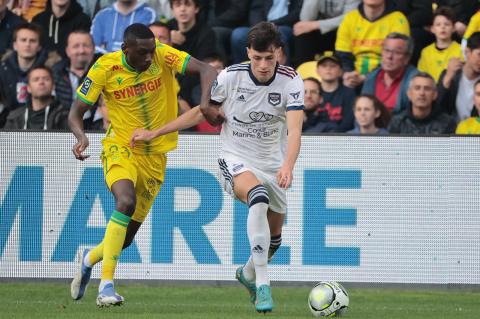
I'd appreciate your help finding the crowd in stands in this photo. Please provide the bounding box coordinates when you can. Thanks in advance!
[1,0,480,135]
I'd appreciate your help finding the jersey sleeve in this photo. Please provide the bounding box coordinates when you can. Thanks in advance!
[155,41,191,75]
[76,59,106,106]
[210,68,228,104]
[286,74,305,111]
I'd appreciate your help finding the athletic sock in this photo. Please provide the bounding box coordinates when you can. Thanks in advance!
[246,185,270,288]
[243,256,255,282]
[268,234,282,262]
[100,210,130,287]
[85,242,104,267]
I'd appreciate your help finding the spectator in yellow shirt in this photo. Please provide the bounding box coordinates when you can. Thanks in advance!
[336,0,410,88]
[418,7,463,82]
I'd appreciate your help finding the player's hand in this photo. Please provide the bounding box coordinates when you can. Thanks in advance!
[276,165,293,189]
[72,136,90,161]
[130,128,156,148]
[200,105,225,126]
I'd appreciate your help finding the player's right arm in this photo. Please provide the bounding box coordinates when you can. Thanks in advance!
[69,58,107,160]
[201,68,228,125]
[68,99,93,161]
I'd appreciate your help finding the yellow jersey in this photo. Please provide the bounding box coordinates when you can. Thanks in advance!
[456,117,480,134]
[77,40,190,154]
[417,42,463,82]
[464,11,480,41]
[336,9,410,74]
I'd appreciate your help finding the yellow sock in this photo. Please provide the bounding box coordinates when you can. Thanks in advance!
[88,241,104,266]
[101,210,130,281]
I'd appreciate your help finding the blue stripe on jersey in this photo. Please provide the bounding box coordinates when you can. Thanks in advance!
[287,105,305,111]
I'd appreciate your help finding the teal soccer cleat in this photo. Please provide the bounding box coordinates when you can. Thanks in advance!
[96,283,124,307]
[70,249,92,300]
[255,285,273,313]
[235,266,257,304]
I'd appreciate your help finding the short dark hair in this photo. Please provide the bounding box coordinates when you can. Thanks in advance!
[13,22,43,42]
[169,0,199,8]
[247,22,283,51]
[304,77,322,93]
[433,6,456,24]
[409,72,436,90]
[354,94,391,128]
[123,23,155,44]
[148,21,170,30]
[203,54,226,66]
[467,32,480,50]
[27,65,53,83]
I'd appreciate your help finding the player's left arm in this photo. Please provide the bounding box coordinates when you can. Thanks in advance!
[277,110,303,189]
[277,75,305,189]
[130,105,209,147]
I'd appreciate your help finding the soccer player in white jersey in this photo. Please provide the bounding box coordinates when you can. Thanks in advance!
[129,21,304,313]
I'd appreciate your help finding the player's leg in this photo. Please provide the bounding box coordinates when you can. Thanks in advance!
[83,220,141,268]
[96,179,136,307]
[233,171,273,312]
[267,209,284,262]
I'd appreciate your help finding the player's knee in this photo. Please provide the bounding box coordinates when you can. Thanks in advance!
[116,195,136,216]
[247,184,269,208]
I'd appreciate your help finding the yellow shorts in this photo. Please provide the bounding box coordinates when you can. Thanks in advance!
[101,140,166,223]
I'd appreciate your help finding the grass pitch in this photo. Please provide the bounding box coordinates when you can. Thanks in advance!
[0,282,478,319]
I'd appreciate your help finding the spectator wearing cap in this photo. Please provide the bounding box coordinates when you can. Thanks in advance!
[305,51,355,132]
[361,32,419,115]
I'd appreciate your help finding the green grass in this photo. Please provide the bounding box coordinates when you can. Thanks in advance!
[0,282,479,319]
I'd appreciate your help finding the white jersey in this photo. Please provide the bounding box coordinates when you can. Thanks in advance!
[211,63,304,172]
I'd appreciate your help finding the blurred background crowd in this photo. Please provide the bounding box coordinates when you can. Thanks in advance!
[2,0,480,135]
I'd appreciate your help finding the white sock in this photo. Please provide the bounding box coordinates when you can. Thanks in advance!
[83,252,93,268]
[243,256,255,282]
[247,185,270,288]
[98,280,113,292]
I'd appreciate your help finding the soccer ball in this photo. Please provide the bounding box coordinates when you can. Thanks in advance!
[308,281,349,317]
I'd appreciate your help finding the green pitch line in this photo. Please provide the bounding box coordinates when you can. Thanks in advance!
[0,282,479,319]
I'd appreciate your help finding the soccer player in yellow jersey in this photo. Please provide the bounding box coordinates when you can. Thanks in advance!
[456,79,480,134]
[418,7,463,82]
[68,23,217,307]
[336,0,410,88]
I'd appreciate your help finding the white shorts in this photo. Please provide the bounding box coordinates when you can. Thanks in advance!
[217,155,287,214]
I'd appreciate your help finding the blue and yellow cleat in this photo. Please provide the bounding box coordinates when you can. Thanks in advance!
[96,283,124,307]
[255,285,273,313]
[70,249,92,300]
[235,266,257,304]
